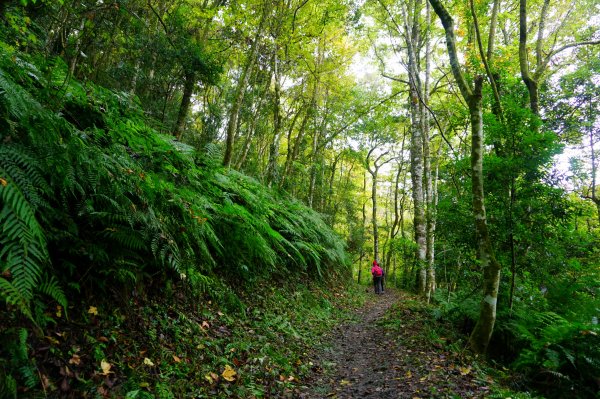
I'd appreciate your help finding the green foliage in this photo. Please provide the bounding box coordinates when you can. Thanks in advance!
[0,328,37,398]
[509,310,600,397]
[0,35,349,396]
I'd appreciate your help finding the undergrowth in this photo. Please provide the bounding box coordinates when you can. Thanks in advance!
[0,36,350,397]
[13,280,363,398]
[431,288,600,399]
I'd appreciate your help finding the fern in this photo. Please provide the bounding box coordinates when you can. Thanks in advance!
[0,328,37,397]
[0,69,38,121]
[0,183,45,316]
[38,275,68,310]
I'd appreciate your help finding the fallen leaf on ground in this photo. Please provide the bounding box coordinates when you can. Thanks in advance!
[88,306,98,316]
[143,358,155,366]
[222,365,237,382]
[100,360,113,375]
[69,354,81,365]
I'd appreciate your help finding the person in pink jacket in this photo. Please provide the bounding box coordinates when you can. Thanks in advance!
[371,260,383,294]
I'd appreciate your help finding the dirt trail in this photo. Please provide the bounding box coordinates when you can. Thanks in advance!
[299,289,486,398]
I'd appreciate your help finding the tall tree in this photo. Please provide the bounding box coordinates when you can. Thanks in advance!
[366,147,393,262]
[429,0,502,354]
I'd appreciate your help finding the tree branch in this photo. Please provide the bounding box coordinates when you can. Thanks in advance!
[319,89,407,150]
[382,73,409,84]
[470,0,503,121]
[428,0,473,101]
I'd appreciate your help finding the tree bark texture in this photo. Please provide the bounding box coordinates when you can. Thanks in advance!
[467,79,502,354]
[404,0,428,295]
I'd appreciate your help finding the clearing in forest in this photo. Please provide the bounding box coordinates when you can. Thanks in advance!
[299,290,488,399]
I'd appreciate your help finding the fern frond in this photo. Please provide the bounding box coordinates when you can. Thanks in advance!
[0,278,32,319]
[99,228,146,250]
[203,142,223,162]
[0,373,17,399]
[18,364,38,389]
[0,145,50,206]
[0,145,53,317]
[0,178,46,243]
[0,69,41,121]
[38,275,68,310]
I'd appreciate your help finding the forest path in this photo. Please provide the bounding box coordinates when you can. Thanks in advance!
[298,289,486,398]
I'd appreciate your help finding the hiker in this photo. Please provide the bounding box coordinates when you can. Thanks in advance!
[371,260,383,294]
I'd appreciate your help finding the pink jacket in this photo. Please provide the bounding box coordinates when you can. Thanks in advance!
[371,265,382,277]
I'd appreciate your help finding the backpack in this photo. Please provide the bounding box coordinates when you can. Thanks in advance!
[373,266,382,277]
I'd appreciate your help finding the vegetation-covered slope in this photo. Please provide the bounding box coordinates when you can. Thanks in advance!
[0,39,352,397]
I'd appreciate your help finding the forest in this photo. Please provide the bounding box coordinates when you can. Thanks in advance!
[0,0,598,397]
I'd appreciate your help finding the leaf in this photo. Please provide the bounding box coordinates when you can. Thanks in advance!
[459,366,472,375]
[143,358,155,366]
[88,306,98,316]
[340,379,351,386]
[0,177,7,186]
[173,355,181,363]
[405,370,412,378]
[100,359,113,375]
[205,373,217,384]
[69,354,81,365]
[45,336,59,345]
[222,365,237,382]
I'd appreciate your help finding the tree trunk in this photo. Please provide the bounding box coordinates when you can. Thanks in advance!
[423,1,436,302]
[307,127,321,208]
[518,0,547,116]
[410,88,427,294]
[372,167,379,262]
[467,78,502,354]
[266,51,283,186]
[366,149,391,263]
[68,18,86,78]
[429,0,502,354]
[307,97,329,207]
[223,7,266,167]
[358,172,367,284]
[279,104,304,188]
[235,73,271,169]
[173,70,195,139]
[223,57,256,167]
[404,0,428,295]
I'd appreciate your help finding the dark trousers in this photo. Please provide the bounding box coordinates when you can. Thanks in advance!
[373,276,382,294]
